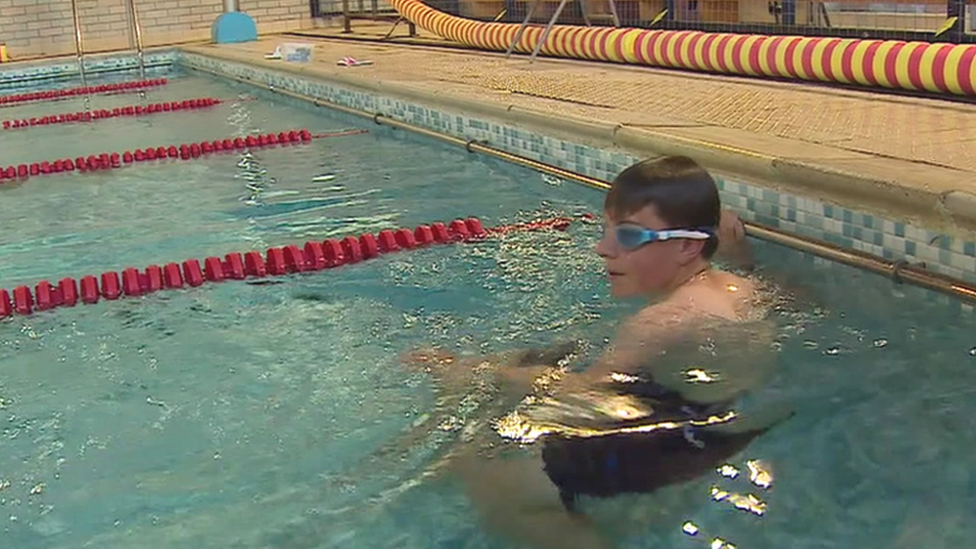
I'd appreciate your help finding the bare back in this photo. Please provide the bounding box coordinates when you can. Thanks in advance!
[628,268,777,405]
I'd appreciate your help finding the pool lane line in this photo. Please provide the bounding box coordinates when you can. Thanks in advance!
[0,215,581,318]
[0,78,168,107]
[0,128,368,183]
[2,97,223,131]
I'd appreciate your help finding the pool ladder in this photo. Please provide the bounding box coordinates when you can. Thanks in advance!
[126,0,148,83]
[69,0,148,106]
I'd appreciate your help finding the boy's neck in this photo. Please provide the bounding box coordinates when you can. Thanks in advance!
[664,258,712,294]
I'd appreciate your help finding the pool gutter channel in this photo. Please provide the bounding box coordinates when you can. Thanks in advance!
[190,64,976,305]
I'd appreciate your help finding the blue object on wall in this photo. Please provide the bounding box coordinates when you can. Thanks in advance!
[211,12,258,44]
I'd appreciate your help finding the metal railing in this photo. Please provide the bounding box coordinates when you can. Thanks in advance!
[68,0,148,102]
[126,0,147,81]
[311,0,418,36]
[69,0,89,93]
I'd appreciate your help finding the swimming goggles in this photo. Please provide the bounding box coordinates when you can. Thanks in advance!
[610,223,714,251]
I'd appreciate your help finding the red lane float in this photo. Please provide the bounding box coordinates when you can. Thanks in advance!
[0,215,578,318]
[0,78,168,107]
[2,97,223,131]
[0,128,369,184]
[486,215,579,234]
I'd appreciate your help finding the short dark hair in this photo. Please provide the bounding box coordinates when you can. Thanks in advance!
[604,155,721,258]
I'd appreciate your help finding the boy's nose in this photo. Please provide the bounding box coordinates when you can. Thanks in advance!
[595,233,615,258]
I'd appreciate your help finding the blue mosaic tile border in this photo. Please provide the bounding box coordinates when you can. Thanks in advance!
[718,182,976,284]
[0,49,179,89]
[176,51,976,288]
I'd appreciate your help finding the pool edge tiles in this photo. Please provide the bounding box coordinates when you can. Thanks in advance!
[0,49,180,88]
[174,50,976,290]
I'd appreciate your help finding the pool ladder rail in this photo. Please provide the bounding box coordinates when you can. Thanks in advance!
[69,0,147,97]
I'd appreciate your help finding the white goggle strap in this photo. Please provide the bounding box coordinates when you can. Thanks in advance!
[656,229,713,241]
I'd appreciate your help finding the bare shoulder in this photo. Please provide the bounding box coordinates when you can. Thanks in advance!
[626,271,778,401]
[666,269,764,322]
[586,270,777,386]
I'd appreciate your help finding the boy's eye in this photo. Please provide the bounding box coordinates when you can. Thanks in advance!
[616,226,649,249]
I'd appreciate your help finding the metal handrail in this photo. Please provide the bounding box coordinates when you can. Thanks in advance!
[126,0,147,81]
[332,0,415,36]
[71,0,145,101]
[69,0,89,95]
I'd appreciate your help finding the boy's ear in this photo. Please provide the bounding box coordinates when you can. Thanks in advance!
[678,238,706,262]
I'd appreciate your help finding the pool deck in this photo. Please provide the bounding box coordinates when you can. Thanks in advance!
[182,27,976,232]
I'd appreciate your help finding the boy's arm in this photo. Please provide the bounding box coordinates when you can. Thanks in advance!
[509,340,584,368]
[565,302,772,405]
[563,302,686,388]
[715,209,822,306]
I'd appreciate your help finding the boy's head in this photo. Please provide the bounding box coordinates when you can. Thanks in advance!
[595,156,722,297]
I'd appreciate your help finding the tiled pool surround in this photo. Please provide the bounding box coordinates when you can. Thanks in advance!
[0,50,179,89]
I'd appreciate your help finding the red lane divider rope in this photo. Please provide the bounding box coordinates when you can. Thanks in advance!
[0,128,368,183]
[2,97,223,130]
[0,78,168,107]
[0,216,579,318]
[486,216,579,234]
[310,130,367,139]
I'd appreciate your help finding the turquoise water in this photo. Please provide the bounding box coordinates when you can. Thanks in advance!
[1,67,976,549]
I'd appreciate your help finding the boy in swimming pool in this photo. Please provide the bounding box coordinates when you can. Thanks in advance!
[398,156,785,549]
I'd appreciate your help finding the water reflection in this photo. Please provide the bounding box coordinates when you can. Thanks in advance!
[363,245,813,548]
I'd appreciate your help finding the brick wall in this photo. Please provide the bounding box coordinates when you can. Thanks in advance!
[0,0,313,61]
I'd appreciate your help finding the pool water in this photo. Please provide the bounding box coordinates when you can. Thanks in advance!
[1,67,976,549]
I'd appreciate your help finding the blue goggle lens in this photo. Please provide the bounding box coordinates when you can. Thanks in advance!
[610,224,713,250]
[616,225,650,249]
